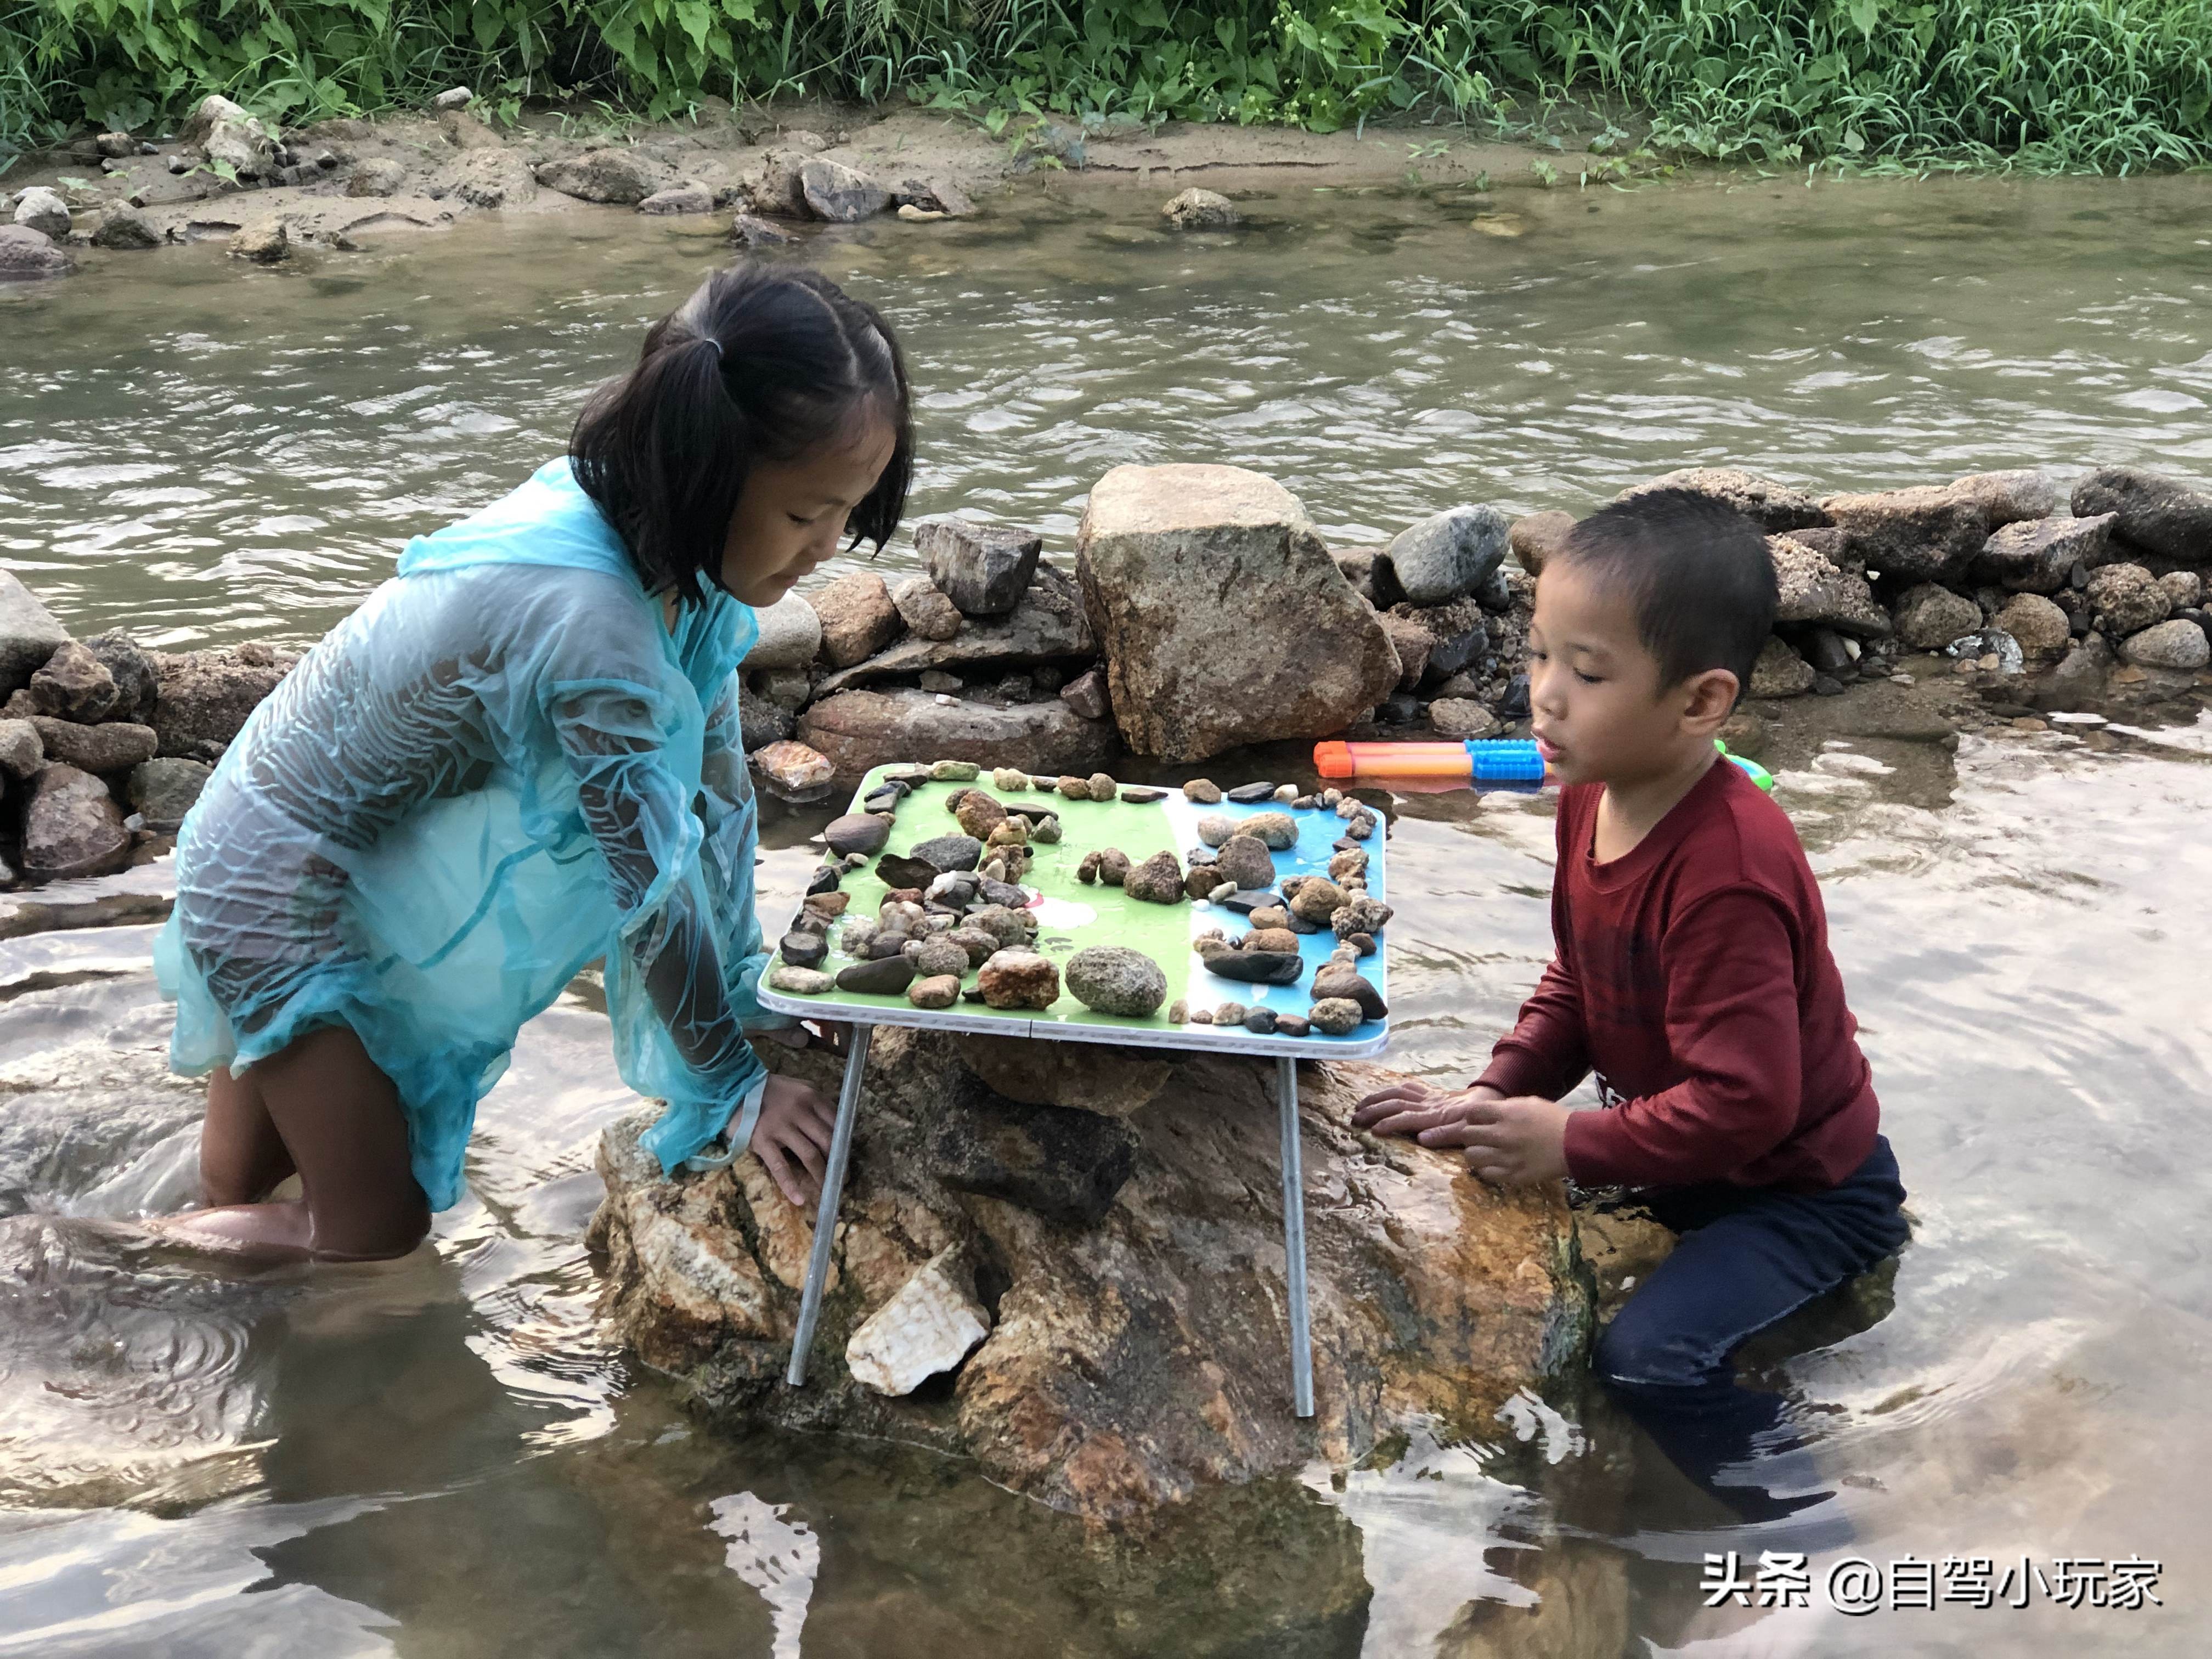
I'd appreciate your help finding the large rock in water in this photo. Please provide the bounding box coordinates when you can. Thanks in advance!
[1075,465,1401,762]
[2072,465,2212,566]
[21,765,131,881]
[0,573,69,693]
[150,645,292,759]
[1767,534,1889,637]
[0,224,75,283]
[1375,506,1510,606]
[588,1030,1587,1523]
[813,563,1094,695]
[798,688,1115,784]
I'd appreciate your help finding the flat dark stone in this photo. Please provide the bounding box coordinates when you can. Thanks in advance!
[1243,1007,1278,1034]
[909,833,984,872]
[823,812,891,857]
[1203,949,1305,985]
[1332,838,1360,854]
[1286,914,1321,934]
[837,956,916,995]
[1118,786,1169,803]
[779,932,827,968]
[862,786,904,814]
[875,854,940,891]
[1274,1013,1312,1037]
[979,878,1030,909]
[1226,782,1277,803]
[866,932,911,960]
[806,865,843,895]
[1219,889,1280,915]
[882,768,932,787]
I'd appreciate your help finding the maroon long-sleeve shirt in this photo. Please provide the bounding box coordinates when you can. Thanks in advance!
[1475,758,1879,1192]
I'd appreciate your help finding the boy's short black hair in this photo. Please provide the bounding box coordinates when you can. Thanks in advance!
[571,262,913,607]
[1551,488,1778,695]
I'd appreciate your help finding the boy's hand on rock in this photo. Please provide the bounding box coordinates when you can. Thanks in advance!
[1352,1079,1503,1138]
[1417,1095,1570,1187]
[751,1074,837,1209]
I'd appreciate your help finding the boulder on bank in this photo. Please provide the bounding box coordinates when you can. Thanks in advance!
[2072,466,2212,567]
[150,645,293,760]
[588,1030,1587,1523]
[11,187,69,240]
[814,563,1096,696]
[1075,465,1401,763]
[1893,583,1983,652]
[740,592,823,671]
[181,94,277,179]
[2118,617,2210,671]
[1821,482,1990,584]
[534,149,670,205]
[805,571,904,669]
[1616,468,1829,532]
[2085,563,2169,637]
[127,757,211,831]
[1769,534,1889,637]
[0,224,75,282]
[29,718,155,774]
[21,765,131,881]
[797,687,1116,784]
[800,158,889,222]
[1509,510,1575,575]
[0,575,70,695]
[1376,506,1510,607]
[917,518,1042,617]
[1991,594,2072,664]
[1974,512,2116,594]
[1748,636,1815,698]
[26,642,117,723]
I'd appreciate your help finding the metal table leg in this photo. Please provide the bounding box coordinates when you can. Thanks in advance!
[1277,1054,1315,1419]
[786,1022,874,1387]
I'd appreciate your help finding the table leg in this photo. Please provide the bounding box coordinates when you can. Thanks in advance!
[1277,1054,1315,1419]
[786,1022,874,1388]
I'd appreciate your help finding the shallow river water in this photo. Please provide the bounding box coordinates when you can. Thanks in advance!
[3,172,2211,1655]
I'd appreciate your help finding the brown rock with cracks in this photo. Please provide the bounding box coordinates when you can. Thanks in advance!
[1075,465,1400,762]
[1508,510,1575,575]
[21,764,132,880]
[1768,534,1889,637]
[1974,512,2118,594]
[151,645,291,758]
[890,575,963,642]
[1820,481,1999,584]
[27,642,118,723]
[588,1034,1586,1523]
[799,689,1115,787]
[1617,468,1829,532]
[806,571,904,669]
[29,717,156,773]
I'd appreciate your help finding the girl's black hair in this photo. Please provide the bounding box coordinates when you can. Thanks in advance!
[570,262,913,607]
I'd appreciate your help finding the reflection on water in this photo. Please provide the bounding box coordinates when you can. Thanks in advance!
[3,179,2211,1654]
[7,173,2212,646]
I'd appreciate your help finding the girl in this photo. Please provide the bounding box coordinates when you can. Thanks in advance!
[155,262,912,1261]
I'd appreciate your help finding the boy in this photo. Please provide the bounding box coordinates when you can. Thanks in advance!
[1353,488,1908,1522]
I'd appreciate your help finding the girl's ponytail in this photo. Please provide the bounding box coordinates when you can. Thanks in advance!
[571,262,913,607]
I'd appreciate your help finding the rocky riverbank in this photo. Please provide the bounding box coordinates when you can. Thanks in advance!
[1,88,1532,281]
[740,459,2212,803]
[4,454,2207,889]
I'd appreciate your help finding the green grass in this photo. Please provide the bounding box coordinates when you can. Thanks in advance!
[5,0,2210,176]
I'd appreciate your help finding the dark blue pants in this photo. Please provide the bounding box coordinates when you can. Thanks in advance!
[1592,1136,1909,1522]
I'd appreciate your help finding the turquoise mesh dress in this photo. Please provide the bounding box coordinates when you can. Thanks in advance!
[155,459,786,1211]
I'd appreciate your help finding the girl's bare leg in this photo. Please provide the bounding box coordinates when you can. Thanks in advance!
[200,1064,296,1204]
[169,1026,431,1264]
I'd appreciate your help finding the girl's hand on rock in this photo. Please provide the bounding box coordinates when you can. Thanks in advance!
[751,1074,837,1208]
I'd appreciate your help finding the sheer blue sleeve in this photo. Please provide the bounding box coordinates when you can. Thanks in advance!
[549,673,771,1175]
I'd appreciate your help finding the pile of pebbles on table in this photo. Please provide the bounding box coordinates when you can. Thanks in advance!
[768,761,1390,1039]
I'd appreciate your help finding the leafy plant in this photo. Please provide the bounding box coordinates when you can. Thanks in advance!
[4,0,2210,174]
